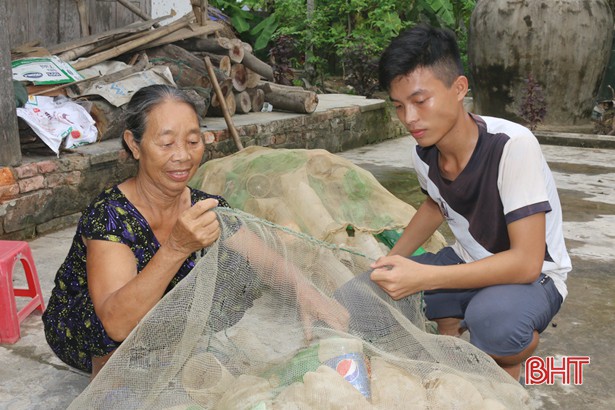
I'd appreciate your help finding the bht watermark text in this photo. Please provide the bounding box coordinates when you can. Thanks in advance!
[525,356,590,385]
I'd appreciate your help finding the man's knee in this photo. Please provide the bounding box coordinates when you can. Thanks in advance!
[464,303,536,357]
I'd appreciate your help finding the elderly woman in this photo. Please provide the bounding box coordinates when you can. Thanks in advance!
[43,85,347,378]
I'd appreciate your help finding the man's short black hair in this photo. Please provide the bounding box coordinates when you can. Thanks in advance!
[378,24,464,92]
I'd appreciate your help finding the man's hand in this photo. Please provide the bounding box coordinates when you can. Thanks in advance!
[370,255,430,300]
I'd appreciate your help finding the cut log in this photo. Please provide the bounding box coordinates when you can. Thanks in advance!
[233,91,251,114]
[241,52,274,81]
[192,52,232,76]
[146,44,229,89]
[217,55,232,76]
[210,79,233,107]
[178,36,244,63]
[230,63,247,92]
[204,56,243,150]
[147,43,206,72]
[245,68,262,88]
[209,85,236,115]
[246,88,265,112]
[182,88,210,119]
[241,41,253,55]
[257,81,319,114]
[89,100,124,141]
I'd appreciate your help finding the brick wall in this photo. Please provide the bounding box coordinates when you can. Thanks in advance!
[0,100,405,239]
[0,149,138,239]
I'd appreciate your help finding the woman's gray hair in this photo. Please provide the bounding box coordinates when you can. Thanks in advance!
[121,84,198,157]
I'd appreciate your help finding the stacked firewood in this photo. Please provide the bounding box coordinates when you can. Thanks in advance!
[12,4,319,149]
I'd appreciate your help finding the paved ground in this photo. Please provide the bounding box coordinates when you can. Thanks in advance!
[339,137,615,410]
[1,135,614,409]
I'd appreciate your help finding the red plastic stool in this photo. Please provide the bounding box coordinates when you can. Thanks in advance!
[0,240,45,344]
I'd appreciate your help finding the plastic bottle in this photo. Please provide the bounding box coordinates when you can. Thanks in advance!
[318,337,371,399]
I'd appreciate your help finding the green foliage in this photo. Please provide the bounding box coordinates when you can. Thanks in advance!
[340,42,380,97]
[210,0,278,52]
[212,0,476,93]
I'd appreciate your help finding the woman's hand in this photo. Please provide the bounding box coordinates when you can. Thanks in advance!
[166,198,221,256]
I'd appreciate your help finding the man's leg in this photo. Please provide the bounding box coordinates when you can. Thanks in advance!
[416,248,474,337]
[463,275,562,381]
[491,331,539,380]
[433,317,465,336]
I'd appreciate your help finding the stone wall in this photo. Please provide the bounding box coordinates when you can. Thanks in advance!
[0,97,405,239]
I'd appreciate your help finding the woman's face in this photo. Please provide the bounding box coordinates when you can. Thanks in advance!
[127,100,204,196]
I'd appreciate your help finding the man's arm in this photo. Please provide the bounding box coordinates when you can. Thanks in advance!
[389,196,444,257]
[371,212,546,300]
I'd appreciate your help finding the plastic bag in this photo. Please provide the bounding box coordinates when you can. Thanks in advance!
[16,95,98,155]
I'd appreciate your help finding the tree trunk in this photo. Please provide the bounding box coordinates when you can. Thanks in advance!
[469,0,614,126]
[233,91,252,114]
[89,100,124,141]
[245,68,262,88]
[147,44,230,90]
[193,52,232,76]
[179,37,244,62]
[257,81,319,114]
[246,88,265,112]
[0,0,21,166]
[242,51,274,81]
[230,63,247,92]
[209,91,236,117]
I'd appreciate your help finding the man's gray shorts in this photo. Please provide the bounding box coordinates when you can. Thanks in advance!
[419,247,563,357]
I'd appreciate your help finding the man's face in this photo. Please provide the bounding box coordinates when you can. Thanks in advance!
[389,67,465,147]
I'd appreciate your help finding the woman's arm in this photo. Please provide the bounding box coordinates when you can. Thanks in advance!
[87,198,220,342]
[225,224,350,339]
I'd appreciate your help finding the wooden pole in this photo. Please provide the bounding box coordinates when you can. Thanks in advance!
[116,0,160,28]
[0,0,21,166]
[199,0,209,26]
[204,57,244,151]
[72,14,192,70]
[75,0,90,36]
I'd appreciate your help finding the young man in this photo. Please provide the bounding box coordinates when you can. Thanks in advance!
[370,24,571,380]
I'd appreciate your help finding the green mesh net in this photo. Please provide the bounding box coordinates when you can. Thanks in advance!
[70,208,530,409]
[70,148,531,409]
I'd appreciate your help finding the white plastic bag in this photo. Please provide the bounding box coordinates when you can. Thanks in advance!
[16,95,98,155]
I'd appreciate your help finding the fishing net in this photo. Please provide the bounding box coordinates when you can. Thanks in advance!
[189,146,446,260]
[70,147,530,408]
[69,208,530,409]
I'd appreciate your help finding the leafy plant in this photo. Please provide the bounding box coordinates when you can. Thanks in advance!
[209,0,279,52]
[269,35,297,85]
[340,42,380,97]
[518,74,547,131]
[212,0,477,92]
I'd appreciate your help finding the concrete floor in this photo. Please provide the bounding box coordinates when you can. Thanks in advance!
[339,137,615,410]
[1,135,614,409]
